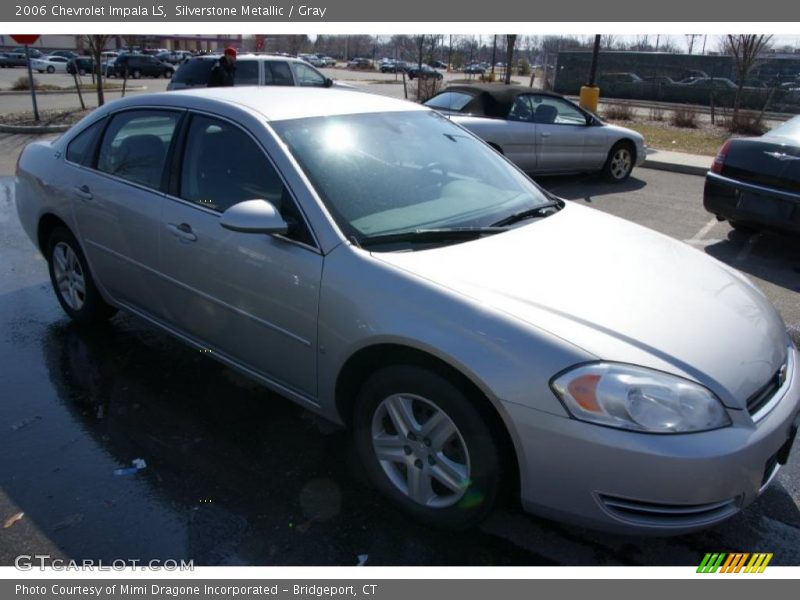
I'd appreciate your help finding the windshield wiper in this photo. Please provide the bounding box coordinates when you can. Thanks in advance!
[358,226,507,247]
[490,200,562,227]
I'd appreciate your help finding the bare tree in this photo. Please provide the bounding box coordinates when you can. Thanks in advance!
[504,35,517,84]
[83,35,111,106]
[723,34,773,125]
[415,35,425,100]
[685,34,701,55]
[600,35,617,50]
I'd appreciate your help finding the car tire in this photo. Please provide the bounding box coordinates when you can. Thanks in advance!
[46,227,117,325]
[46,66,55,73]
[353,364,502,530]
[132,69,141,79]
[164,69,174,78]
[602,141,635,182]
[78,69,86,76]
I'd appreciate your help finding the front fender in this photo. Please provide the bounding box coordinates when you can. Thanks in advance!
[316,243,593,425]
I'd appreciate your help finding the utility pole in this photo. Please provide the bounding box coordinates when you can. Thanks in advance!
[579,34,602,113]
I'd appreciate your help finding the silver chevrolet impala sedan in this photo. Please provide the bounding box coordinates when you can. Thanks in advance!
[15,87,800,533]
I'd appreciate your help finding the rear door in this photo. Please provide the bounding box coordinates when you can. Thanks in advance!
[69,108,183,317]
[158,112,323,398]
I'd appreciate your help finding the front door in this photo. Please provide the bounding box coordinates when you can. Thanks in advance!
[528,94,590,173]
[158,113,323,399]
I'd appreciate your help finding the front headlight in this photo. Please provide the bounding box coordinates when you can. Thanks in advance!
[551,363,731,433]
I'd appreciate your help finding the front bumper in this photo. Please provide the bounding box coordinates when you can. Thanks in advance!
[507,345,800,535]
[704,171,800,235]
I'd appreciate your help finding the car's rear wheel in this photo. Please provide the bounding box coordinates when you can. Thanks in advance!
[164,69,174,78]
[353,364,502,529]
[46,227,117,324]
[46,65,55,73]
[131,69,141,79]
[602,141,635,182]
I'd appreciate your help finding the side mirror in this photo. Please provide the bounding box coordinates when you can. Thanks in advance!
[220,199,288,235]
[324,77,334,88]
[585,114,595,126]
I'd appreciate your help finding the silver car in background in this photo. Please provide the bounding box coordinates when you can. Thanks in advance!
[425,85,646,182]
[15,88,800,533]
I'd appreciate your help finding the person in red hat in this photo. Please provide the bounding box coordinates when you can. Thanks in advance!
[208,46,237,87]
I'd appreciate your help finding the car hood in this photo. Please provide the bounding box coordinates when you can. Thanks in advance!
[373,203,787,408]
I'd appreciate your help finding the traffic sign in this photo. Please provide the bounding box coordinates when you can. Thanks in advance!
[10,35,40,45]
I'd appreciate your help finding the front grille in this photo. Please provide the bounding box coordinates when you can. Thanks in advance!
[747,362,788,418]
[597,494,740,528]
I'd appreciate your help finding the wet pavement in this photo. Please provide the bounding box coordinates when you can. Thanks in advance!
[1,165,799,566]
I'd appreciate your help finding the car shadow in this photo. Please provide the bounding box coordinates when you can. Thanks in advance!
[703,228,800,295]
[0,307,550,566]
[536,173,647,203]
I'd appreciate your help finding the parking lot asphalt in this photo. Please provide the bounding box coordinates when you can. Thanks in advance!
[0,139,799,566]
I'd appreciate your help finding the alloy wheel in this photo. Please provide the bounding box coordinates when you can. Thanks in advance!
[610,147,632,180]
[52,242,86,311]
[371,393,471,508]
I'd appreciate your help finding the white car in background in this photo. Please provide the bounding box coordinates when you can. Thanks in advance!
[31,55,70,74]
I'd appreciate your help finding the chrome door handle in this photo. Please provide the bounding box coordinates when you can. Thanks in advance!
[74,185,93,201]
[167,222,198,242]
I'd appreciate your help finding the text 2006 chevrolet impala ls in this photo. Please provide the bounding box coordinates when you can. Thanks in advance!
[15,88,800,533]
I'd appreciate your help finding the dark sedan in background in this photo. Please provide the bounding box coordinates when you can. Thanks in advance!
[407,64,443,80]
[705,116,800,235]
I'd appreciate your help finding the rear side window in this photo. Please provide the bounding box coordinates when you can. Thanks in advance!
[425,91,474,112]
[264,61,293,86]
[97,110,180,189]
[66,118,105,166]
[236,60,259,85]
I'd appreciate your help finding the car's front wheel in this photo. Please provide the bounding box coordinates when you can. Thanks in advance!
[602,141,635,182]
[131,69,141,79]
[46,227,117,324]
[164,69,174,78]
[353,364,502,529]
[46,65,55,73]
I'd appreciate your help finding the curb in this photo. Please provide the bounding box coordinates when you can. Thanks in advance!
[641,159,709,177]
[0,122,70,133]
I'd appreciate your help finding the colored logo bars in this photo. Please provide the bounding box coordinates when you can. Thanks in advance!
[697,553,773,573]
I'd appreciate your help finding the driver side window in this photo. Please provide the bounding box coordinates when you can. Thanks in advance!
[179,115,314,246]
[508,95,535,122]
[529,95,587,125]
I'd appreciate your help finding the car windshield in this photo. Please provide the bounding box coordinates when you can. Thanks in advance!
[271,110,553,243]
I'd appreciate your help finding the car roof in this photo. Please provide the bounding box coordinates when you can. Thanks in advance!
[187,54,309,63]
[103,87,428,122]
[430,84,565,118]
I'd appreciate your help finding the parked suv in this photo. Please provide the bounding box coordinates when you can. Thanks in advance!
[167,54,337,90]
[112,54,174,79]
